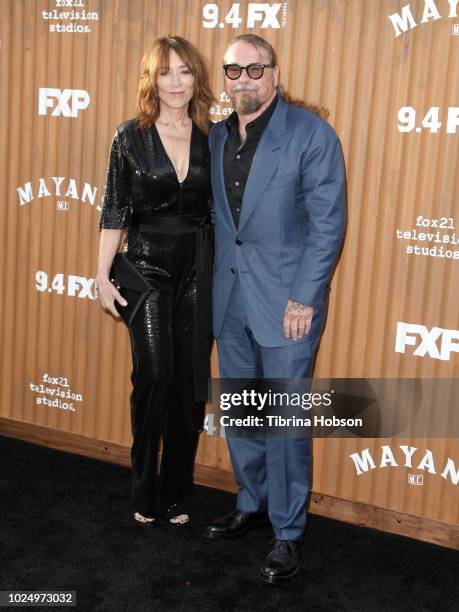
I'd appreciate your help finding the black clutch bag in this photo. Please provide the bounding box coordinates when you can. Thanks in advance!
[109,252,154,326]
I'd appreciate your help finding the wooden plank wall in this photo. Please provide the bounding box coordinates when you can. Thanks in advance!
[0,0,457,548]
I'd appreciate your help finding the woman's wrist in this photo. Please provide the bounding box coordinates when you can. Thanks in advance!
[96,272,111,284]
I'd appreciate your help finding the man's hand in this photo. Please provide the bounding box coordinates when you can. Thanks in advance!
[283,300,314,340]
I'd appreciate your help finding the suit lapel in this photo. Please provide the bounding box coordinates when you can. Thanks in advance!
[238,99,289,232]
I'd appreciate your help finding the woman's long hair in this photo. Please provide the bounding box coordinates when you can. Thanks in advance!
[136,36,214,134]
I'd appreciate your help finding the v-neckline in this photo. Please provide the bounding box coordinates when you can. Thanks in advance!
[152,121,194,185]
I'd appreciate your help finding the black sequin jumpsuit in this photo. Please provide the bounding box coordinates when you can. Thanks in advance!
[99,117,213,518]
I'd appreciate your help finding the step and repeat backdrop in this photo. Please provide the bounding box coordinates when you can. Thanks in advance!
[0,0,458,546]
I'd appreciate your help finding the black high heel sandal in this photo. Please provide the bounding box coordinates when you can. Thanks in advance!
[165,503,190,527]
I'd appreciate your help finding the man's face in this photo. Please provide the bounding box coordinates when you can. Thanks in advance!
[223,41,279,115]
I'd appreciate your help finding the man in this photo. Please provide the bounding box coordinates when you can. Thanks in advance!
[205,34,346,583]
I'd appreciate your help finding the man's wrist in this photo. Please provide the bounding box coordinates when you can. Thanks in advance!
[287,299,313,308]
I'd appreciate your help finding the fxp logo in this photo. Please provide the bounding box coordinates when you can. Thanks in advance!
[395,322,459,361]
[38,88,90,117]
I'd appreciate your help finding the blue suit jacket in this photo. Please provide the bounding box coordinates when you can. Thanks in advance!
[209,97,347,347]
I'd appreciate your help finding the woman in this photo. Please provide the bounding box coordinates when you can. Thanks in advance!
[96,36,214,526]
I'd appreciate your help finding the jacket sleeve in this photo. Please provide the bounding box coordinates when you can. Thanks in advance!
[288,120,347,309]
[98,129,131,230]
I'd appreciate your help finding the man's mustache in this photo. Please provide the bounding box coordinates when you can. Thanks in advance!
[232,85,259,93]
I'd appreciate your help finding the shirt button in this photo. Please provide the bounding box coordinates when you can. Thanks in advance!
[234,181,240,186]
[236,207,240,212]
[236,154,241,159]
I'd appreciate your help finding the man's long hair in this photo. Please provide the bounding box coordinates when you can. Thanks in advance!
[225,34,329,121]
[136,36,215,134]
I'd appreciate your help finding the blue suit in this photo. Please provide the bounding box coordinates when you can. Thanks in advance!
[209,97,346,540]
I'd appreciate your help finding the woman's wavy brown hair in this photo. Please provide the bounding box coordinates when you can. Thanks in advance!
[136,36,214,134]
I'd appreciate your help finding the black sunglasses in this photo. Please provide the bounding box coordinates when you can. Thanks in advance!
[223,63,275,80]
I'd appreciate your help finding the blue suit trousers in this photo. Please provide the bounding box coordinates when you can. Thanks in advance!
[217,274,323,541]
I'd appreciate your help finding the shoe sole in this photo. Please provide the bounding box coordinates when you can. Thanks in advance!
[167,520,190,527]
[203,520,271,541]
[259,564,300,584]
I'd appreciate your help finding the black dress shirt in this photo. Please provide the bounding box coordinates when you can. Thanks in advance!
[224,94,279,227]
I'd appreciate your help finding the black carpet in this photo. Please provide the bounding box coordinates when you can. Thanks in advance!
[0,434,457,611]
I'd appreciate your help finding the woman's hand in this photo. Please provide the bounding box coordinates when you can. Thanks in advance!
[96,229,126,318]
[96,275,127,318]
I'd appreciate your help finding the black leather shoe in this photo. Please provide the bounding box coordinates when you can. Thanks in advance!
[260,538,303,584]
[203,510,270,540]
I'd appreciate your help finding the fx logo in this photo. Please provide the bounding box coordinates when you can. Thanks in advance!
[395,322,459,361]
[68,275,96,299]
[202,3,284,29]
[38,88,90,117]
[35,271,97,300]
[247,3,282,28]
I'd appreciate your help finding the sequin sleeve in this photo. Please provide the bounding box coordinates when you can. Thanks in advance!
[98,129,131,230]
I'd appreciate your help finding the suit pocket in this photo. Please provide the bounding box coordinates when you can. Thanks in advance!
[266,169,297,190]
[280,263,298,285]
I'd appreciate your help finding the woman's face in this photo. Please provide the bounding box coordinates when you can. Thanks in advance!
[156,49,195,111]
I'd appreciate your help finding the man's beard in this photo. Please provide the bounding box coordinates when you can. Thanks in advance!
[230,88,263,115]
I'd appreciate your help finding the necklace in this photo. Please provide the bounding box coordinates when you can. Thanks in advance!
[156,118,191,138]
[157,118,189,127]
